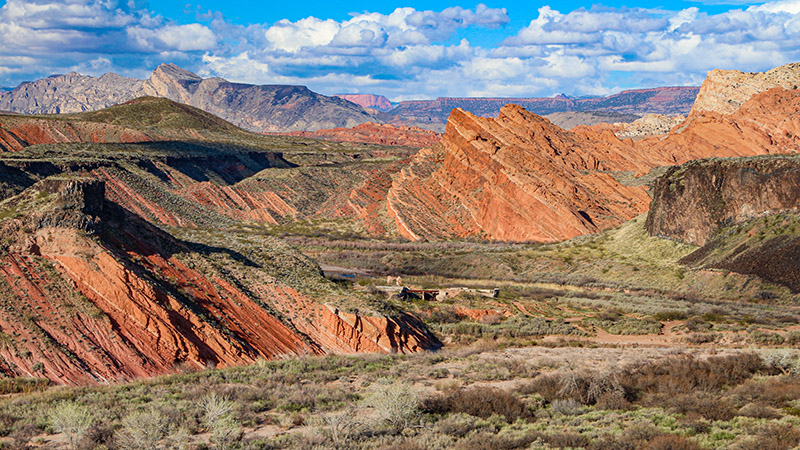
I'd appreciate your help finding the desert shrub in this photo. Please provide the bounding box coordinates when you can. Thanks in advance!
[749,330,785,345]
[684,332,719,344]
[521,368,623,406]
[0,412,16,437]
[730,422,800,450]
[454,430,540,450]
[652,310,688,321]
[785,331,800,346]
[426,307,463,324]
[594,391,631,410]
[48,402,94,449]
[9,423,42,449]
[364,379,420,431]
[624,353,763,399]
[115,409,189,450]
[421,387,529,423]
[309,408,360,448]
[549,399,585,416]
[685,317,712,332]
[644,434,702,450]
[543,432,590,449]
[200,393,242,450]
[660,392,736,421]
[378,438,426,450]
[595,425,700,450]
[0,377,49,395]
[729,376,800,408]
[518,374,562,401]
[584,316,662,335]
[760,350,800,375]
[433,413,484,438]
[737,402,782,419]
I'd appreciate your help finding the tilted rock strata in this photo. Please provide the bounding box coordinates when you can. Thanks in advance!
[0,179,441,384]
[387,105,654,242]
[388,86,800,242]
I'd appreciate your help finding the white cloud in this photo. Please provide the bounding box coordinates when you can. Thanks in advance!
[0,0,798,101]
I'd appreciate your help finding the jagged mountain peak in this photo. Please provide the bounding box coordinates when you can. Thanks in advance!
[151,63,203,81]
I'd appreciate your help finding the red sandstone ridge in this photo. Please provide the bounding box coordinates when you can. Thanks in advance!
[387,87,800,243]
[386,105,653,242]
[335,94,394,112]
[282,122,441,148]
[0,179,441,384]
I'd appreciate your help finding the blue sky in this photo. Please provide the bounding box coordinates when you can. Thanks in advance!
[1,0,798,100]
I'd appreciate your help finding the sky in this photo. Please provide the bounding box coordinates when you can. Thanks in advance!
[0,0,799,101]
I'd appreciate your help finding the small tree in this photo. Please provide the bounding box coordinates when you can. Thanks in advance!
[48,401,93,449]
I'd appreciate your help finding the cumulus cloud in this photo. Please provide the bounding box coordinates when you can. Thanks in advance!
[0,0,799,100]
[0,0,216,79]
[501,2,800,83]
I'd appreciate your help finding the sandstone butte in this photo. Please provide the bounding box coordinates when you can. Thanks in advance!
[334,94,394,112]
[386,63,800,243]
[0,179,441,384]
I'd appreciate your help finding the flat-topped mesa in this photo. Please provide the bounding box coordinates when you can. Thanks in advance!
[691,62,800,116]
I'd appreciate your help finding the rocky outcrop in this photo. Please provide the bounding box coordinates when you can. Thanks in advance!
[691,62,800,115]
[387,105,654,242]
[634,88,800,163]
[388,80,800,242]
[0,64,376,132]
[139,64,377,132]
[0,72,144,114]
[615,114,685,138]
[335,94,394,111]
[646,156,800,246]
[0,177,441,384]
[282,122,441,148]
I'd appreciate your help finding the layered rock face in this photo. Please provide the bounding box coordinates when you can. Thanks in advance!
[646,156,800,246]
[387,105,654,242]
[388,78,800,242]
[0,64,375,132]
[691,62,800,115]
[0,178,441,384]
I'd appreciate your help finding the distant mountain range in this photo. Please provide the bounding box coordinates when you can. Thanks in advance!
[0,63,700,132]
[0,64,376,132]
[383,87,700,131]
